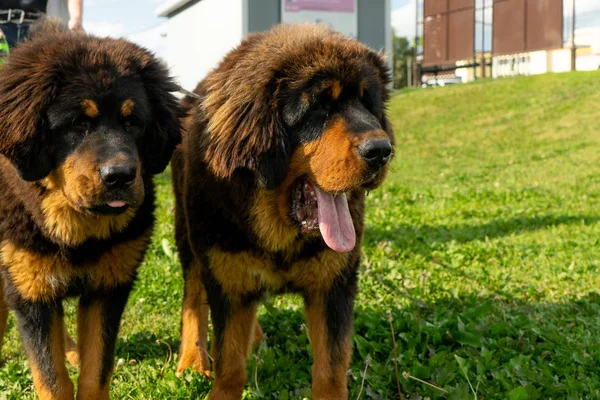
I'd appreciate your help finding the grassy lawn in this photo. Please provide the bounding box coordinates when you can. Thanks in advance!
[3,70,600,399]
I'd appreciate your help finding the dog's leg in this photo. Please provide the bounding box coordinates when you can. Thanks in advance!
[12,299,74,400]
[76,284,132,400]
[64,331,79,368]
[305,271,358,400]
[253,319,264,345]
[177,260,211,377]
[206,290,258,400]
[0,277,8,363]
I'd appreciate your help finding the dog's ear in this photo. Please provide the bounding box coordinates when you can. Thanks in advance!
[0,43,56,181]
[202,75,290,191]
[136,54,182,175]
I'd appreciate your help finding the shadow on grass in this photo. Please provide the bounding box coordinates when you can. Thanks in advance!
[350,292,600,399]
[245,292,600,399]
[115,331,180,363]
[111,292,600,399]
[366,214,599,250]
[105,213,600,397]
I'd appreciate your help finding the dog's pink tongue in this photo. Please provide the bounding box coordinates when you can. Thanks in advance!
[315,186,356,252]
[107,201,127,208]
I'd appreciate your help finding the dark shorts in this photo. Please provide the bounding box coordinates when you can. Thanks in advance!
[0,22,31,48]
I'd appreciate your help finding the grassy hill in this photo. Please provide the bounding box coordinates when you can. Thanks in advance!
[3,71,600,399]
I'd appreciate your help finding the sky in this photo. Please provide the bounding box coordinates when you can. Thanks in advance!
[391,0,415,38]
[83,0,168,58]
[83,0,600,59]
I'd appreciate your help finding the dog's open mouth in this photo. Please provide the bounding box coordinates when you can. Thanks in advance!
[291,178,356,253]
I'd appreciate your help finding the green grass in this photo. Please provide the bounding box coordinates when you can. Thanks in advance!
[3,70,600,399]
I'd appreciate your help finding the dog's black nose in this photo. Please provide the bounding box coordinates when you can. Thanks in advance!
[99,165,136,188]
[358,139,392,168]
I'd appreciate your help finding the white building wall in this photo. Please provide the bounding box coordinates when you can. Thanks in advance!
[165,0,244,90]
[491,27,600,78]
[576,54,600,71]
[492,54,531,78]
[492,48,600,78]
[551,49,572,73]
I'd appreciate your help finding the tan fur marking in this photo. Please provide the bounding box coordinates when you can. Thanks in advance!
[41,189,136,247]
[1,241,73,301]
[77,301,109,400]
[29,314,74,400]
[250,189,300,252]
[0,280,8,363]
[306,298,350,400]
[90,229,151,289]
[207,247,347,295]
[81,99,99,118]
[210,305,257,400]
[330,80,342,100]
[288,250,349,292]
[359,79,368,98]
[207,249,283,295]
[177,261,211,377]
[300,118,365,192]
[1,233,149,302]
[301,92,311,107]
[120,99,135,117]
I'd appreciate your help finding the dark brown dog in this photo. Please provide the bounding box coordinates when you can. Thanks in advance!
[0,22,180,399]
[172,24,394,399]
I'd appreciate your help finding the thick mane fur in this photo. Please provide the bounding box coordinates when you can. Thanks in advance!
[200,23,391,189]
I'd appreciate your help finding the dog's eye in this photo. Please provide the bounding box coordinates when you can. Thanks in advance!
[73,117,91,132]
[312,94,331,116]
[123,117,140,129]
[360,89,382,118]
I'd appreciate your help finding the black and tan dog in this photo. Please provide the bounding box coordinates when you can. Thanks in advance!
[172,24,394,399]
[0,22,180,399]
